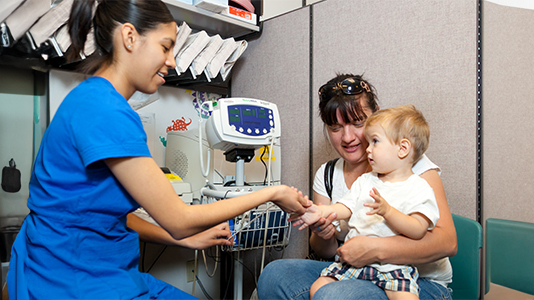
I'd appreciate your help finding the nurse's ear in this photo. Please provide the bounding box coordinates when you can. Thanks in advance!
[120,22,139,52]
[398,138,411,160]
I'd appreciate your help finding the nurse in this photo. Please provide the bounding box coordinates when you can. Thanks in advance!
[7,0,308,298]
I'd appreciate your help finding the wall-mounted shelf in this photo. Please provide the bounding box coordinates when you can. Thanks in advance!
[0,1,261,95]
[162,0,260,39]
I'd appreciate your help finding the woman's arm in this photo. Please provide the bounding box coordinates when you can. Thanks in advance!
[106,156,308,240]
[337,169,457,267]
[127,213,233,249]
[309,191,341,259]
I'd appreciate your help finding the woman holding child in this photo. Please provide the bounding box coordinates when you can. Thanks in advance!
[257,74,457,300]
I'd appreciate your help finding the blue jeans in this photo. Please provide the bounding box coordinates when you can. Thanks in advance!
[257,259,452,300]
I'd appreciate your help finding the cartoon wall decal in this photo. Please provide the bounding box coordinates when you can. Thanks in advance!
[158,90,219,151]
[192,91,217,119]
[166,117,192,132]
[159,136,167,147]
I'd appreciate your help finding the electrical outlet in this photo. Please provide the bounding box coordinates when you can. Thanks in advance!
[186,260,195,283]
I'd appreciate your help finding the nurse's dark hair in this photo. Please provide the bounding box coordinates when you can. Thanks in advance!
[68,0,175,74]
[318,73,379,126]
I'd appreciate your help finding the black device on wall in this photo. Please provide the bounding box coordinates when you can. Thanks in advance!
[1,158,21,193]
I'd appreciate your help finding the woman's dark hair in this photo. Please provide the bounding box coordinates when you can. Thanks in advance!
[318,73,379,126]
[68,0,175,73]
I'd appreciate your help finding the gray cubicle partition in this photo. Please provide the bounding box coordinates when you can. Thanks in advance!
[232,0,534,297]
[234,0,478,224]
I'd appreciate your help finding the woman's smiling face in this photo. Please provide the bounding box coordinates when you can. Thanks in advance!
[327,105,374,166]
[129,22,177,95]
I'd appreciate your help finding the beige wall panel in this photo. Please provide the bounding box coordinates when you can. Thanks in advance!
[231,7,311,262]
[312,0,478,218]
[482,1,534,223]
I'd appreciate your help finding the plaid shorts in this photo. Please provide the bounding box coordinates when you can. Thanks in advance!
[321,262,420,296]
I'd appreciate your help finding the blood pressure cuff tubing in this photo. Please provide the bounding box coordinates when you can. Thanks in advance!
[2,158,21,193]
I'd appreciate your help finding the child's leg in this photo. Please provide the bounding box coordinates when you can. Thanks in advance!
[310,276,337,300]
[385,290,419,300]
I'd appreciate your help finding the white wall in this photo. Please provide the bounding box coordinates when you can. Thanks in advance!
[0,66,34,219]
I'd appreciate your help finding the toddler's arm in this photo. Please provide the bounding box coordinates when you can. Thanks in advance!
[365,187,430,240]
[290,203,352,231]
[290,204,322,230]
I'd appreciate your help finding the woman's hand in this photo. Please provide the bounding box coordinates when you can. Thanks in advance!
[309,191,340,259]
[310,211,338,240]
[337,236,380,268]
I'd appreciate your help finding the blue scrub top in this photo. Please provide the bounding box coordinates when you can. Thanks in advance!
[8,77,196,299]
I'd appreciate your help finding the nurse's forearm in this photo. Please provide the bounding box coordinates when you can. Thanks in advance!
[127,213,179,246]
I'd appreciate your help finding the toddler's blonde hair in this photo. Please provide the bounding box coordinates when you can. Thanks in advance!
[365,104,430,165]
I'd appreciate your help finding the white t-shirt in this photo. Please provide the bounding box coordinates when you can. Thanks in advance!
[312,154,452,286]
[338,172,439,272]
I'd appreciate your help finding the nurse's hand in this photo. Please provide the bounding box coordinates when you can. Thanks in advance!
[270,185,311,215]
[179,222,233,250]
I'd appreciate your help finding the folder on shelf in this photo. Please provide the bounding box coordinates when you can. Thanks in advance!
[220,40,248,81]
[28,0,74,48]
[191,34,223,77]
[0,0,25,24]
[174,30,210,74]
[173,21,192,58]
[205,37,237,79]
[4,0,51,42]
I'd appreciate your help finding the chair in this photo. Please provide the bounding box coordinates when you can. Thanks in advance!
[448,214,483,300]
[486,218,534,295]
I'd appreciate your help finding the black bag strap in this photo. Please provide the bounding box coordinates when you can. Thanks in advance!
[324,158,339,200]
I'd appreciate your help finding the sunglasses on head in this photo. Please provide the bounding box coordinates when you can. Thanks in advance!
[318,77,371,102]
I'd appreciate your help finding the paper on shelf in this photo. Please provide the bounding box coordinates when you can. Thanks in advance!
[173,21,192,58]
[220,40,248,81]
[205,37,238,79]
[0,0,25,24]
[175,30,210,74]
[193,0,228,13]
[28,0,74,47]
[191,34,223,76]
[4,0,51,41]
[54,24,71,53]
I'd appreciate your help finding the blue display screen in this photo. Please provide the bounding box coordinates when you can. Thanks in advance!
[227,104,274,136]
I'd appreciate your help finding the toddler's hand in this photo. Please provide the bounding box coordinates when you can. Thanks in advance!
[364,187,391,217]
[288,204,322,230]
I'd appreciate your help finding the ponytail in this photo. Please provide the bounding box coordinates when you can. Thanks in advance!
[67,0,96,62]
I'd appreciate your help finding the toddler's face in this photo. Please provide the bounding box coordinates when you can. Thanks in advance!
[365,125,401,174]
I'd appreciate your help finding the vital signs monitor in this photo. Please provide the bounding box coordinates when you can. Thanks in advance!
[205,98,281,152]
